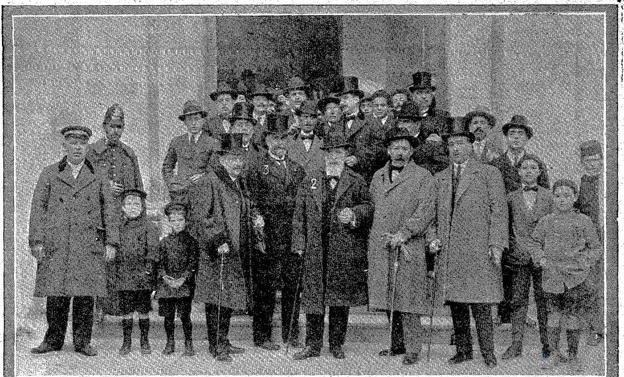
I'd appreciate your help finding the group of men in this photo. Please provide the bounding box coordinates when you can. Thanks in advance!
[28,71,604,369]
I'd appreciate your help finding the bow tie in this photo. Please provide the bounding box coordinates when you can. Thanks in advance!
[345,115,357,121]
[300,134,314,140]
[523,186,538,192]
[390,165,404,173]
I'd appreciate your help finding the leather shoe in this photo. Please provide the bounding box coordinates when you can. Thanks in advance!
[31,343,61,354]
[162,342,174,355]
[75,345,97,357]
[448,352,473,364]
[215,351,233,362]
[331,346,345,359]
[287,339,303,348]
[226,342,245,354]
[256,341,280,351]
[379,348,406,356]
[293,346,321,360]
[402,352,419,365]
[484,354,497,368]
[501,343,522,359]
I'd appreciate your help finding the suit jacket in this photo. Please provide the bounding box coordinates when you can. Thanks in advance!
[490,152,550,194]
[162,132,220,194]
[429,158,508,304]
[286,133,325,175]
[203,115,231,139]
[506,186,553,266]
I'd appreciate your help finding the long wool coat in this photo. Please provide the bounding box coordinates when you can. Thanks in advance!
[291,168,373,314]
[429,158,508,304]
[187,161,259,311]
[368,161,436,314]
[28,157,120,297]
[286,134,325,175]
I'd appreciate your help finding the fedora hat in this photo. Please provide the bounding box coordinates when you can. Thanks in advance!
[395,102,421,121]
[60,125,92,140]
[462,107,496,131]
[384,126,418,147]
[340,76,365,98]
[284,76,310,94]
[502,115,533,139]
[409,71,436,92]
[178,100,208,121]
[216,133,248,155]
[442,130,476,144]
[251,83,274,102]
[103,103,125,126]
[210,82,239,101]
[317,96,341,113]
[229,102,256,125]
[296,100,318,116]
[320,133,352,151]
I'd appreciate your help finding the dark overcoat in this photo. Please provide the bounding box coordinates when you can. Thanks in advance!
[203,115,230,139]
[28,157,120,297]
[87,138,143,192]
[113,215,160,291]
[286,134,325,175]
[489,153,550,194]
[291,168,373,314]
[153,230,200,299]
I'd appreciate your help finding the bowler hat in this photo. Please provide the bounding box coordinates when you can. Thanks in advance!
[462,107,496,131]
[442,130,476,144]
[320,133,352,151]
[210,82,239,101]
[317,96,341,113]
[502,115,533,139]
[284,76,310,94]
[216,133,248,155]
[384,126,418,147]
[229,102,256,125]
[251,83,274,102]
[178,100,208,121]
[340,76,365,98]
[164,201,188,217]
[121,188,147,200]
[579,140,602,158]
[409,71,436,92]
[60,125,92,139]
[103,103,124,126]
[296,100,318,116]
[395,102,421,121]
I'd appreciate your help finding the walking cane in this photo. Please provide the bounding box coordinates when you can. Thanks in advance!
[284,253,303,355]
[426,242,441,362]
[387,244,400,356]
[216,251,225,355]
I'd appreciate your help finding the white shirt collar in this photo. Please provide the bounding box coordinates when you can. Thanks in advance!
[67,159,85,178]
[268,150,285,162]
[188,131,202,143]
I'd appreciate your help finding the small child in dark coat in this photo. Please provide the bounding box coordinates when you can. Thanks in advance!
[115,189,160,356]
[153,202,199,356]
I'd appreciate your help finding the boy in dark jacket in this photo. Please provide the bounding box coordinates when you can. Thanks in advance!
[154,202,199,356]
[115,189,159,355]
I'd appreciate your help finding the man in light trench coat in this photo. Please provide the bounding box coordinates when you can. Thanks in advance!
[368,126,436,365]
[29,125,120,356]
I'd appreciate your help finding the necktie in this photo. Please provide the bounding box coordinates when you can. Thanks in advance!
[452,164,462,195]
[327,176,339,190]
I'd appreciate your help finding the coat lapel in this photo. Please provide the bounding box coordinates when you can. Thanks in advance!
[345,118,364,140]
[454,159,477,205]
[333,170,354,210]
[74,166,96,193]
[309,174,324,212]
[384,161,416,195]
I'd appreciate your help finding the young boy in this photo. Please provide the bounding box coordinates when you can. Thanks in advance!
[501,155,553,360]
[115,189,160,355]
[530,179,601,371]
[153,202,199,356]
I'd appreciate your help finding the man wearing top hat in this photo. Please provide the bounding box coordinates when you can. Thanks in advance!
[187,133,265,362]
[247,116,307,350]
[282,76,310,132]
[291,133,373,360]
[367,127,436,365]
[408,72,452,140]
[228,102,263,172]
[162,100,220,202]
[204,82,238,139]
[29,125,120,357]
[429,129,508,368]
[317,95,342,140]
[287,100,326,175]
[462,107,504,164]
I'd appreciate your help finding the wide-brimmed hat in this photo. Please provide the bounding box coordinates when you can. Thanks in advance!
[579,140,602,158]
[462,107,496,131]
[121,188,147,200]
[442,130,476,144]
[284,76,310,94]
[178,100,208,121]
[251,83,274,102]
[384,126,418,147]
[395,102,420,121]
[320,133,352,151]
[296,100,318,116]
[60,125,92,139]
[210,82,239,101]
[340,76,365,98]
[502,115,533,139]
[317,96,341,113]
[103,103,124,126]
[216,133,248,155]
[408,71,436,92]
[229,102,256,125]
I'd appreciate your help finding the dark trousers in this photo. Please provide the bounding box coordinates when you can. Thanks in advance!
[252,280,277,345]
[281,256,302,343]
[499,264,513,323]
[508,263,548,348]
[205,303,233,352]
[305,306,349,352]
[386,310,424,354]
[449,302,494,358]
[43,296,94,350]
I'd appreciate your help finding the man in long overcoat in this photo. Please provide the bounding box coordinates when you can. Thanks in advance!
[368,127,436,365]
[291,133,373,360]
[429,130,508,368]
[29,125,120,356]
[286,100,325,176]
[187,133,264,362]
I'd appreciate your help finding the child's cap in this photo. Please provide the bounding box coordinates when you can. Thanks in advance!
[121,189,147,201]
[164,201,188,217]
[579,140,602,158]
[552,178,578,196]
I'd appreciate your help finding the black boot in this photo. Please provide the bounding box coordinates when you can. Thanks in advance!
[119,319,132,355]
[162,316,175,355]
[567,330,583,372]
[138,318,151,355]
[182,317,195,356]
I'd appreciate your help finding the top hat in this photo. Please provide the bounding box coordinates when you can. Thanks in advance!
[216,133,248,155]
[384,126,419,147]
[409,71,436,92]
[340,76,365,98]
[395,102,421,121]
[210,82,239,101]
[60,125,92,139]
[164,201,188,217]
[502,115,533,139]
[579,140,602,158]
[462,106,497,131]
[229,102,257,125]
[296,100,318,116]
[317,96,341,113]
[251,83,274,102]
[442,130,476,144]
[320,133,352,151]
[103,103,125,126]
[121,188,147,200]
[261,114,290,143]
[178,100,208,121]
[284,76,310,94]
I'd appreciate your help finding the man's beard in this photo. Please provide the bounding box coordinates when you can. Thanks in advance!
[325,162,344,177]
